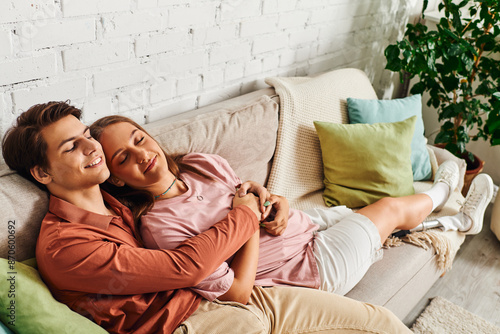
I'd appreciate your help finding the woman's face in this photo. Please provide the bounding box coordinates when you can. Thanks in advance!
[99,121,170,191]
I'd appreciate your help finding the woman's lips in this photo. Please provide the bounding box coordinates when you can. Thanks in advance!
[144,155,157,174]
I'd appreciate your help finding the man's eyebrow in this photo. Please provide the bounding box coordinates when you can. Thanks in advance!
[110,128,138,162]
[57,126,90,149]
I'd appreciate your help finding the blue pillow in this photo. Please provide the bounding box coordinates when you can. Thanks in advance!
[0,321,13,334]
[347,94,432,181]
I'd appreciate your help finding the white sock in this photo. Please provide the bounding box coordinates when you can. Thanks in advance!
[436,213,472,232]
[411,213,472,232]
[421,182,451,212]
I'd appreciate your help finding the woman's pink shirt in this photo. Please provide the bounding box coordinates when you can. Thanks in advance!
[141,153,320,301]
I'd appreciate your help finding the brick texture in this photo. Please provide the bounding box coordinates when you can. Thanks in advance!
[0,0,427,146]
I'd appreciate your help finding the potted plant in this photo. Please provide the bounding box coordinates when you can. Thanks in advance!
[384,0,500,192]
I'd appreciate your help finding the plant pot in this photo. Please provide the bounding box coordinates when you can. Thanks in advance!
[461,152,485,197]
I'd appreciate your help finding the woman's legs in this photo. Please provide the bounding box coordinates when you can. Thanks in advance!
[356,194,432,242]
[357,160,460,242]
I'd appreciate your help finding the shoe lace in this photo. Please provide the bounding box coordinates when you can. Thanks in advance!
[458,184,482,214]
[436,167,456,187]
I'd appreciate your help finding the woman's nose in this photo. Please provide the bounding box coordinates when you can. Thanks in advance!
[136,149,150,164]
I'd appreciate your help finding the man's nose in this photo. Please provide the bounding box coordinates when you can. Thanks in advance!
[83,137,98,155]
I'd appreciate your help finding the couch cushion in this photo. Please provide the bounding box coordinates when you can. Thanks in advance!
[144,95,279,186]
[314,117,416,208]
[0,168,49,261]
[265,69,378,209]
[0,259,107,333]
[347,94,432,181]
[346,230,464,319]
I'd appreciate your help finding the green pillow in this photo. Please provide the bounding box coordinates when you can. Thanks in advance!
[347,94,432,181]
[0,258,107,334]
[314,117,416,208]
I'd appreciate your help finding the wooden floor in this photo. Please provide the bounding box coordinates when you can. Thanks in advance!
[403,204,500,327]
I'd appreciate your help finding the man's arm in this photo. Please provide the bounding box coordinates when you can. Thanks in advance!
[217,229,259,304]
[38,206,259,295]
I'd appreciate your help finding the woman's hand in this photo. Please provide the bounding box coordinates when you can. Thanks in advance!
[260,194,289,236]
[237,181,271,215]
[232,193,262,221]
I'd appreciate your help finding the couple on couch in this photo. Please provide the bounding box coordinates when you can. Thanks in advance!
[2,101,493,333]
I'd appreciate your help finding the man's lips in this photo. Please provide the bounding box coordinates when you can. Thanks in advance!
[85,156,103,168]
[144,155,157,174]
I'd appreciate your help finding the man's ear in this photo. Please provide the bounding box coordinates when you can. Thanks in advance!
[31,166,52,185]
[108,176,125,187]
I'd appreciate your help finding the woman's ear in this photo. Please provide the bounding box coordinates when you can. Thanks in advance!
[30,166,52,185]
[108,175,125,187]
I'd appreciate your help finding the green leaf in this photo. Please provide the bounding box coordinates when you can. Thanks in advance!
[442,75,460,92]
[443,56,460,73]
[384,45,402,72]
[410,82,427,95]
[422,0,429,17]
[435,130,452,144]
[460,53,475,72]
[447,44,463,57]
[442,28,460,41]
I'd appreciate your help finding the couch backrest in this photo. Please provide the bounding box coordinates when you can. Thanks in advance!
[144,89,279,186]
[0,168,49,261]
[0,88,279,261]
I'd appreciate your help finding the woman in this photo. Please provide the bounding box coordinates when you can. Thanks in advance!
[90,115,490,303]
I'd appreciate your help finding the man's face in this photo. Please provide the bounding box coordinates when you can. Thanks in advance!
[39,115,110,193]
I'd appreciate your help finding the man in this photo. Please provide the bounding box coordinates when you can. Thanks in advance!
[2,101,411,333]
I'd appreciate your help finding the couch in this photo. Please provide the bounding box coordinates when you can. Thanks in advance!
[0,68,470,332]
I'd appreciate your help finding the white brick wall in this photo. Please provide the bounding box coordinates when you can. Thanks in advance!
[0,0,424,146]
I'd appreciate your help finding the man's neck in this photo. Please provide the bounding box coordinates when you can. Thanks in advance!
[50,185,114,216]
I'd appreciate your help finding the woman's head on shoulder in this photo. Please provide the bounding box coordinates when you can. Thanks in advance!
[90,116,180,192]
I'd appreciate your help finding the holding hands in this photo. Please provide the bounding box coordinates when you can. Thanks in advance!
[235,181,289,236]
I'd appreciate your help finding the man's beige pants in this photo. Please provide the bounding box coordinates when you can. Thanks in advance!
[174,286,411,333]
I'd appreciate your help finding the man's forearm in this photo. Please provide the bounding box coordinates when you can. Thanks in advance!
[218,230,260,304]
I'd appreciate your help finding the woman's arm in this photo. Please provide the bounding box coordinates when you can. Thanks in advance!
[217,229,260,304]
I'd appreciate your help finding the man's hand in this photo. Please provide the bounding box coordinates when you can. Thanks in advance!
[232,193,262,221]
[260,194,289,236]
[237,181,271,215]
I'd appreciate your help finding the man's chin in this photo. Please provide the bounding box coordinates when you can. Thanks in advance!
[98,170,111,184]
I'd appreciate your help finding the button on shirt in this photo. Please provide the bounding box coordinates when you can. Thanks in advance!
[141,153,320,301]
[35,191,259,334]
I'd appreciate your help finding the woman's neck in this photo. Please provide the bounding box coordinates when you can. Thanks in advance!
[153,176,188,200]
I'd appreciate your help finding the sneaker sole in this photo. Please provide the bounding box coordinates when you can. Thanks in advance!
[465,174,494,235]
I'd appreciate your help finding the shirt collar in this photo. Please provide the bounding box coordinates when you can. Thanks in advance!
[48,190,132,231]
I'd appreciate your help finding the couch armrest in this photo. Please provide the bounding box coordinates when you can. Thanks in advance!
[427,144,466,192]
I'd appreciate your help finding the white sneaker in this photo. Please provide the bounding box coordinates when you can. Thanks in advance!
[433,160,460,211]
[460,174,494,235]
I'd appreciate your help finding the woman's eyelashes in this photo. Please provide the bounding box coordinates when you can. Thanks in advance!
[118,135,145,165]
[119,154,128,165]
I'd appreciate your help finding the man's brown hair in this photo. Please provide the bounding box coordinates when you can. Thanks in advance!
[2,101,82,190]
